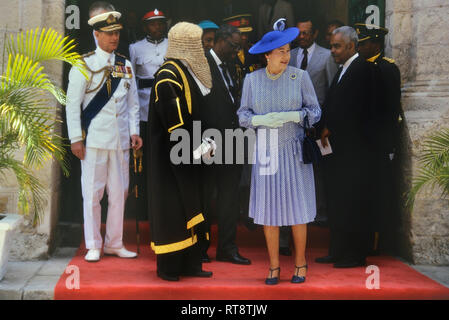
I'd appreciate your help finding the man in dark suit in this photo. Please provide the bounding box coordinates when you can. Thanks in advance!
[355,23,404,255]
[316,26,379,268]
[197,25,251,265]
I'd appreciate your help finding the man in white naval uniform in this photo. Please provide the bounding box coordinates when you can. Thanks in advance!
[129,9,168,124]
[66,9,143,262]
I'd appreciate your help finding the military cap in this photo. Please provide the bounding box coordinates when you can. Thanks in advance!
[88,11,123,32]
[223,14,253,33]
[355,23,389,43]
[142,9,166,22]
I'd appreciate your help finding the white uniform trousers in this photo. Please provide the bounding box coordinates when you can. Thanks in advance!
[81,148,129,249]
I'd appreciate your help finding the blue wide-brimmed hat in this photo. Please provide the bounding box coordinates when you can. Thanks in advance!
[198,20,219,30]
[249,19,299,54]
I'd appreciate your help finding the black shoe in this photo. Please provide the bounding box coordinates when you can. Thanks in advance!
[182,270,213,278]
[315,255,336,264]
[201,253,211,263]
[333,258,366,268]
[279,246,292,256]
[216,252,251,265]
[157,271,180,281]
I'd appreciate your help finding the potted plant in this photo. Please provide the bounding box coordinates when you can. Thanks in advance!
[0,28,86,280]
[408,129,449,204]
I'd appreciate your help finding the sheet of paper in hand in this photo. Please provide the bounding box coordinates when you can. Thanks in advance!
[316,138,333,156]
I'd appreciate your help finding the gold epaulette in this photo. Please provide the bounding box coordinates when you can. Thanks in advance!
[82,51,95,58]
[383,57,395,64]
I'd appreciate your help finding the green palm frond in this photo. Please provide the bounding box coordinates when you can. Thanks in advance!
[0,155,46,226]
[418,129,449,169]
[0,28,85,223]
[408,128,449,207]
[1,54,66,105]
[7,28,87,79]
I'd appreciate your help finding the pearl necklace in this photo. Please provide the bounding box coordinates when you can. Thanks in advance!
[265,67,284,80]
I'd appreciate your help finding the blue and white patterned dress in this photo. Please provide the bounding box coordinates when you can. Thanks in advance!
[237,66,321,226]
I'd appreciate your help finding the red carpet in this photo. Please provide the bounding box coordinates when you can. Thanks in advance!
[55,221,449,300]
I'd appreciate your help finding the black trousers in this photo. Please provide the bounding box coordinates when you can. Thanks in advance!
[328,228,370,261]
[157,243,202,276]
[198,163,243,255]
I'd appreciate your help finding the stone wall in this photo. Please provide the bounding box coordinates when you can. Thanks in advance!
[0,0,66,261]
[386,0,449,265]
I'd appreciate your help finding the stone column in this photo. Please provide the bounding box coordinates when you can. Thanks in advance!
[0,0,66,260]
[386,0,449,265]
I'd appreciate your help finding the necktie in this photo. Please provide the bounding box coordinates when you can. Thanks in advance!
[300,49,308,70]
[220,63,235,99]
[331,66,344,87]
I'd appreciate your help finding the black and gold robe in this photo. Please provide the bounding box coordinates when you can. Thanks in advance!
[147,59,206,272]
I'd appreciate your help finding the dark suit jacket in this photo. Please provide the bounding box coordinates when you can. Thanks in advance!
[322,56,379,232]
[203,51,240,133]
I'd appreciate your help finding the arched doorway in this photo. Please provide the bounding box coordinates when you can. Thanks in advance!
[58,0,395,255]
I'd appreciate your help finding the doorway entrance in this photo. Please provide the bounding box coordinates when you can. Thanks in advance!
[58,0,389,247]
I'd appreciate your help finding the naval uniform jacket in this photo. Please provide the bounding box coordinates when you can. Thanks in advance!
[147,59,207,255]
[368,53,403,230]
[368,53,403,156]
[66,47,140,150]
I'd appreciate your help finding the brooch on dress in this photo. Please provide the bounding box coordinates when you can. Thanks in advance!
[290,73,297,80]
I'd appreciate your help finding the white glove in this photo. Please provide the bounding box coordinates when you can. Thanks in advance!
[251,113,285,128]
[276,111,302,124]
[193,137,217,160]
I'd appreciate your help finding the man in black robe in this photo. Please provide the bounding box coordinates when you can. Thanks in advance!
[316,26,379,268]
[147,22,214,281]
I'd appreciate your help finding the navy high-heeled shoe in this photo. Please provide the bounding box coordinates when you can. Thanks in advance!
[291,265,308,283]
[265,267,280,285]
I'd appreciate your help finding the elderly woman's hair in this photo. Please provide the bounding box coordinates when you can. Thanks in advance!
[215,24,241,42]
[333,26,358,47]
[89,1,115,18]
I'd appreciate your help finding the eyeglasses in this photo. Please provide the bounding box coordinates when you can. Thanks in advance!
[226,39,241,51]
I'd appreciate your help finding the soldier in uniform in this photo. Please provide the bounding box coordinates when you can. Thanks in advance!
[355,23,403,255]
[224,14,261,100]
[128,9,168,223]
[66,9,143,262]
[223,14,261,232]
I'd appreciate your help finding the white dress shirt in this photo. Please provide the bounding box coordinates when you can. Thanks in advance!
[296,42,316,69]
[210,49,234,103]
[129,38,168,122]
[338,53,359,83]
[66,46,140,150]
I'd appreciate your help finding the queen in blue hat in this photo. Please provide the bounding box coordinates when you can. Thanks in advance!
[237,19,321,285]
